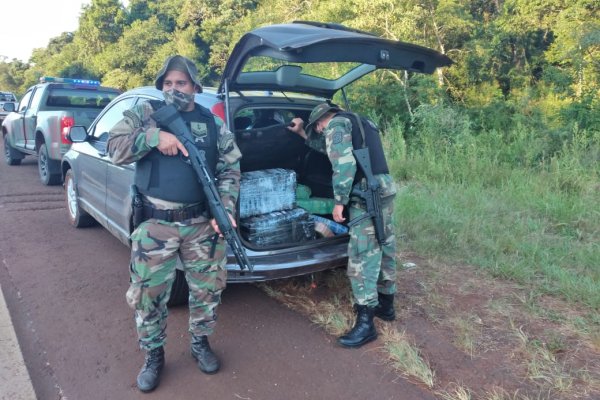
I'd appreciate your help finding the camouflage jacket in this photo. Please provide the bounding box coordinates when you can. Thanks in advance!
[107,100,242,215]
[305,115,396,205]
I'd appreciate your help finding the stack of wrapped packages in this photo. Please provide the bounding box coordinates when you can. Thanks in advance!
[239,169,315,246]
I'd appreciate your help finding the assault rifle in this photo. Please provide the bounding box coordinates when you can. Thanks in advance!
[347,148,386,246]
[151,104,253,273]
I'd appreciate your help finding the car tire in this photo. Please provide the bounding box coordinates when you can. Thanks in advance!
[64,169,96,228]
[38,143,62,185]
[168,269,189,307]
[4,137,23,166]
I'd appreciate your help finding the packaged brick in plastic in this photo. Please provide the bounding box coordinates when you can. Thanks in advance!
[310,215,349,237]
[241,208,315,246]
[239,168,296,218]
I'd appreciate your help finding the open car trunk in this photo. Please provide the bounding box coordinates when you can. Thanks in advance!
[232,103,347,249]
[220,21,452,251]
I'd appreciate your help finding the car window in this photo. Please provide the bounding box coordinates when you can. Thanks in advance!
[18,90,33,113]
[29,87,45,111]
[0,92,16,102]
[242,56,362,81]
[46,88,119,109]
[91,97,138,140]
[234,108,295,130]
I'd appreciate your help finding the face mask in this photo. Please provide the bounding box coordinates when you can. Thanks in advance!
[163,88,195,111]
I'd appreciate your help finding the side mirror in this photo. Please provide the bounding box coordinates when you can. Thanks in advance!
[67,126,89,143]
[3,102,15,112]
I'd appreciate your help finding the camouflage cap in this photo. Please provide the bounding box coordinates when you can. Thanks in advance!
[155,55,203,92]
[305,103,340,133]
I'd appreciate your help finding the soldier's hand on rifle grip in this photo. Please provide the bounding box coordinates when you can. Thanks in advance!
[210,213,237,237]
[157,131,189,157]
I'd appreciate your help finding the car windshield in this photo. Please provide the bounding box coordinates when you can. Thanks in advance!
[241,56,362,81]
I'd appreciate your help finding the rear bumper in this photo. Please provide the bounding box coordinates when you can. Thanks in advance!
[225,238,349,283]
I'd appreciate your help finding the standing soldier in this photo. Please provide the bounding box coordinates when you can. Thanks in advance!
[288,103,397,348]
[107,55,242,392]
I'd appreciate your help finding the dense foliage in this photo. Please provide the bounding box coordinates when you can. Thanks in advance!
[0,0,597,140]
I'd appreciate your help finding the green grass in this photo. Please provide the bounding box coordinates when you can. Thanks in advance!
[382,111,600,313]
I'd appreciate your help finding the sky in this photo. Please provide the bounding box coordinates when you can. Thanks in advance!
[0,0,92,62]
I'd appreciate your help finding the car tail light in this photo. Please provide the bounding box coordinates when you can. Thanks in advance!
[60,116,75,144]
[211,102,226,125]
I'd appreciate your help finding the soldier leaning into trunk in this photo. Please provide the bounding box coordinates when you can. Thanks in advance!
[107,55,242,392]
[288,103,397,348]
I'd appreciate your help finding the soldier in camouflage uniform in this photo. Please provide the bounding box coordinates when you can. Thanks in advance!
[107,55,241,392]
[289,103,397,348]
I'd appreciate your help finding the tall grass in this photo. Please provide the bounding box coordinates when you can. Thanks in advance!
[381,104,600,311]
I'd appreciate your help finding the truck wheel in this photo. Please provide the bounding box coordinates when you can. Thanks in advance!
[4,137,23,166]
[38,143,62,185]
[167,269,189,307]
[64,169,96,228]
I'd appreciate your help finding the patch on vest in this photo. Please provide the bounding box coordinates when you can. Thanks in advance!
[191,122,208,142]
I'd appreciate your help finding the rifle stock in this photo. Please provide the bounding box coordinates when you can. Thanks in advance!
[151,104,253,272]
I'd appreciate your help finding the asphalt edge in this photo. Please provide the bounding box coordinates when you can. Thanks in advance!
[0,283,37,400]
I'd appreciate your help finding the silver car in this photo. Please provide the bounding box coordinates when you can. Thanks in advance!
[61,21,451,303]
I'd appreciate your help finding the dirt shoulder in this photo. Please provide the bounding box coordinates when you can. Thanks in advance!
[262,253,600,400]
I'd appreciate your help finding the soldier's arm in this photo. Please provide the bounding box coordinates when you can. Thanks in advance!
[325,117,356,206]
[107,101,162,165]
[214,118,242,215]
[287,117,327,154]
[305,130,327,154]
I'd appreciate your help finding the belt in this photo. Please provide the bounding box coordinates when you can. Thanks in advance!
[142,202,207,223]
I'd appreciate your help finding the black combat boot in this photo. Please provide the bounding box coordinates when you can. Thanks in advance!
[191,335,220,374]
[136,346,165,393]
[374,293,396,321]
[337,304,378,348]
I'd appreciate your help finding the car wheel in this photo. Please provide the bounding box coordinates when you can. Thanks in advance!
[38,143,62,185]
[167,269,189,307]
[4,137,23,166]
[64,169,96,228]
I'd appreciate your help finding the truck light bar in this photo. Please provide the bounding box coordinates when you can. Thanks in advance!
[39,76,101,86]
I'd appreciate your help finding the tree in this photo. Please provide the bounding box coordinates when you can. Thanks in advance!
[76,0,128,65]
[97,16,171,89]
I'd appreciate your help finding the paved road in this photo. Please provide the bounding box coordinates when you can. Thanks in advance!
[0,151,435,399]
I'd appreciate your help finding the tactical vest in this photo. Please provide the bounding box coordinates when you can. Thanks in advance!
[337,112,389,182]
[135,101,219,203]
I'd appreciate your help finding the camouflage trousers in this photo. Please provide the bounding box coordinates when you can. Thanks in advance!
[126,219,227,351]
[347,195,397,307]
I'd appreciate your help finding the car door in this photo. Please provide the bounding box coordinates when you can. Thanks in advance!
[102,96,143,243]
[24,87,45,150]
[219,21,453,99]
[76,96,137,238]
[9,89,33,149]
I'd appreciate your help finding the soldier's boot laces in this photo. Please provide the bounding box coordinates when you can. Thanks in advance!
[374,292,396,321]
[136,346,165,393]
[191,335,220,374]
[337,304,378,348]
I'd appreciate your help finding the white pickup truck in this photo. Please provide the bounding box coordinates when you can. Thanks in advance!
[0,91,18,121]
[2,77,120,185]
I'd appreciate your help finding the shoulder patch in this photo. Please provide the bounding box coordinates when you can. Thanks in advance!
[332,130,343,145]
[123,109,142,128]
[219,129,236,154]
